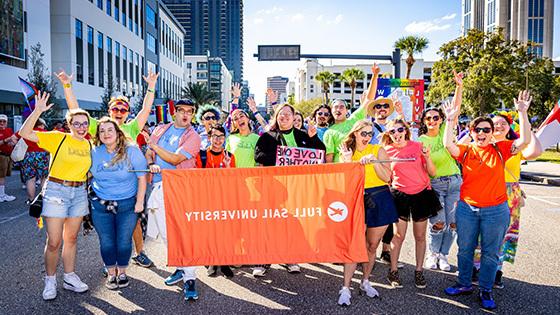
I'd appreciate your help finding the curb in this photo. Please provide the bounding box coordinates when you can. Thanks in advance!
[520,172,560,186]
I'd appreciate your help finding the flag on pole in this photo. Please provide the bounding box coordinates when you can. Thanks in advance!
[536,100,560,149]
[155,105,166,124]
[18,77,38,119]
[167,99,175,119]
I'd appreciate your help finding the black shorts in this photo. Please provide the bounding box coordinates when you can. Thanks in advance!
[390,187,441,222]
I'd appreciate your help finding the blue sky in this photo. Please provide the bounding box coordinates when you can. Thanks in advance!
[243,0,560,105]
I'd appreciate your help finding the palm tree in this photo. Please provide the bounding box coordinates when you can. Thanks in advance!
[182,82,218,108]
[341,68,365,108]
[315,71,336,104]
[394,35,429,79]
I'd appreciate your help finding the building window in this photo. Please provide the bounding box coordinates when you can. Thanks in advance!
[98,32,104,87]
[106,0,111,16]
[129,49,133,94]
[147,33,156,53]
[106,37,113,83]
[97,0,103,9]
[75,19,84,83]
[87,26,94,85]
[122,45,127,90]
[197,62,207,70]
[115,41,120,91]
[128,0,133,32]
[114,0,119,22]
[122,0,126,27]
[146,5,156,27]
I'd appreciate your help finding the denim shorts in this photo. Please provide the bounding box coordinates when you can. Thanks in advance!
[42,181,89,218]
[364,186,399,228]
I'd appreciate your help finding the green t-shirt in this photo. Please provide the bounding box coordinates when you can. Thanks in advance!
[418,125,460,178]
[282,130,298,147]
[225,133,259,168]
[89,117,141,140]
[323,106,366,162]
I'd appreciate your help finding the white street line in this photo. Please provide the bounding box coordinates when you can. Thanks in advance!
[528,196,560,206]
[0,212,28,224]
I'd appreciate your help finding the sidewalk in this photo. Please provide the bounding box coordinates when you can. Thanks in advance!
[521,161,560,186]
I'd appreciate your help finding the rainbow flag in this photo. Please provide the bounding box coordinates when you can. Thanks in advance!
[18,77,38,119]
[155,105,167,124]
[167,99,175,119]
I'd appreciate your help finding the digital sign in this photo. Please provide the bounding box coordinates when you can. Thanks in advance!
[258,45,300,61]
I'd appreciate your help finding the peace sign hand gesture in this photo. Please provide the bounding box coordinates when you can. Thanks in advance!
[223,151,232,168]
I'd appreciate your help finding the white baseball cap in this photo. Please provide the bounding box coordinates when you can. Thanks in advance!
[0,114,8,121]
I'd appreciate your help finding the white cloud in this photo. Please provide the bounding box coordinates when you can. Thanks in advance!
[333,14,343,25]
[291,13,304,22]
[316,15,324,22]
[253,18,264,25]
[441,13,457,20]
[256,6,283,16]
[405,21,451,33]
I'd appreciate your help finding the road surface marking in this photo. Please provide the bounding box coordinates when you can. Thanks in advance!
[0,212,27,224]
[528,196,560,206]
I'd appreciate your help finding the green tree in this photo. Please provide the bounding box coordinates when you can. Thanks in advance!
[292,97,323,118]
[27,43,59,121]
[341,68,365,108]
[182,82,218,108]
[427,28,559,122]
[315,71,336,104]
[394,35,429,79]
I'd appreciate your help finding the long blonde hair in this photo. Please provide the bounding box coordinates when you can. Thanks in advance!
[342,120,373,153]
[380,119,411,146]
[267,103,295,131]
[94,117,130,166]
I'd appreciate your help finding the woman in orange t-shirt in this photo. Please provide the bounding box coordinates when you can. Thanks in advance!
[441,91,532,310]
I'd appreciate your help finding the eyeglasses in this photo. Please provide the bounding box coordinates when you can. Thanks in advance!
[317,111,330,117]
[110,107,129,114]
[473,127,492,134]
[389,127,406,134]
[71,121,89,129]
[374,104,390,110]
[360,131,374,137]
[278,111,293,117]
[176,107,194,115]
[211,134,225,140]
[425,115,440,122]
[203,115,217,121]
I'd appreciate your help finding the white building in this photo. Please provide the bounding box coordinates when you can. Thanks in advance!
[183,55,233,111]
[158,4,184,102]
[294,59,425,106]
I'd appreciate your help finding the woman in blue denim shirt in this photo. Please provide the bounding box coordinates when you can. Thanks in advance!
[90,117,147,290]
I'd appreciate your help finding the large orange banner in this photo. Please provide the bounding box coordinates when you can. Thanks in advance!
[162,163,367,266]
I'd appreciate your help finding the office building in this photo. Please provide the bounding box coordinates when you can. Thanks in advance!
[157,3,184,101]
[461,0,554,58]
[183,55,232,110]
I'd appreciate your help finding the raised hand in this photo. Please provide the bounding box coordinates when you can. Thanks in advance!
[223,151,232,168]
[307,123,317,138]
[452,70,464,87]
[338,144,353,162]
[247,97,257,113]
[372,63,380,76]
[266,88,278,104]
[54,69,73,85]
[514,90,532,113]
[360,90,367,105]
[34,91,54,113]
[392,94,403,115]
[442,100,459,121]
[142,70,159,86]
[232,82,242,98]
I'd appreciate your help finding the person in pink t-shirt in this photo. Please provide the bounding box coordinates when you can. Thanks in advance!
[381,119,441,289]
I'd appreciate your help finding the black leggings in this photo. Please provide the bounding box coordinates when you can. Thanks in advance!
[382,223,393,245]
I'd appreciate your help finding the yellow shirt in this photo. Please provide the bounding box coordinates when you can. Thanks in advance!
[36,131,91,182]
[352,144,387,188]
[504,152,522,183]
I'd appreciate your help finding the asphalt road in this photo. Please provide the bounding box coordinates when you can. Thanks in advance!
[1,173,559,315]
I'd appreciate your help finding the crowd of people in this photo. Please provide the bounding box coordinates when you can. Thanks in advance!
[0,63,543,311]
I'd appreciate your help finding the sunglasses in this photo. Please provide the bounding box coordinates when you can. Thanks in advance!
[71,121,89,129]
[360,131,374,137]
[176,108,194,114]
[425,115,440,122]
[110,107,129,114]
[211,134,225,140]
[317,111,330,117]
[389,127,406,134]
[473,127,492,134]
[203,115,217,121]
[374,104,390,110]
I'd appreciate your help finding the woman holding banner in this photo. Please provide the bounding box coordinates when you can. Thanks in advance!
[253,103,325,276]
[337,119,398,306]
[381,119,441,289]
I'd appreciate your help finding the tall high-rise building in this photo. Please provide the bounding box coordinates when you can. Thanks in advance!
[266,76,288,113]
[162,0,243,82]
[461,0,554,58]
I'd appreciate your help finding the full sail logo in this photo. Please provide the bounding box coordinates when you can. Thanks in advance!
[327,201,348,223]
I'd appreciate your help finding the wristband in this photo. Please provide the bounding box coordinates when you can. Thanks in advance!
[148,162,156,166]
[252,111,259,115]
[147,88,155,93]
[271,101,278,106]
[63,83,72,89]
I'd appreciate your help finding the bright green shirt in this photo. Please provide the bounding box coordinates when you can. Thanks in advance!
[418,125,460,178]
[225,133,259,168]
[282,130,298,147]
[323,106,366,162]
[89,117,141,140]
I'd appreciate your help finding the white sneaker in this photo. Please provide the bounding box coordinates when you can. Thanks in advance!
[252,267,267,277]
[0,194,15,202]
[337,286,351,306]
[22,184,26,190]
[425,252,439,270]
[359,280,379,298]
[286,264,301,273]
[438,254,451,271]
[42,276,57,300]
[63,272,89,293]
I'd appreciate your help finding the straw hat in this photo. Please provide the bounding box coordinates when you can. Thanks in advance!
[367,96,394,117]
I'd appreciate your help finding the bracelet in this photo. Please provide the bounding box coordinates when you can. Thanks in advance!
[252,111,259,115]
[63,83,72,88]
[148,162,156,166]
[271,101,278,106]
[147,88,155,93]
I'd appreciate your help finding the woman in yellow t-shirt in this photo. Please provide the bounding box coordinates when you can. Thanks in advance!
[336,120,398,306]
[19,92,92,301]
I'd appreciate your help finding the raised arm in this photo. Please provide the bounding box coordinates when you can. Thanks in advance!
[54,70,79,110]
[365,63,381,102]
[512,90,532,154]
[451,70,464,113]
[247,97,267,128]
[20,92,53,143]
[135,71,159,130]
[442,100,460,157]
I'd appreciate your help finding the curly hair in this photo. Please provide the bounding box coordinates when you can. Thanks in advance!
[196,104,221,124]
[312,104,334,126]
[418,107,446,136]
[94,117,131,166]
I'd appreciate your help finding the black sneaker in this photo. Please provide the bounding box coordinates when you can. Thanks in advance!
[494,270,504,289]
[220,266,234,278]
[117,274,129,288]
[105,276,118,290]
[387,270,403,288]
[415,271,427,289]
[380,251,391,263]
[132,251,153,268]
[207,266,218,277]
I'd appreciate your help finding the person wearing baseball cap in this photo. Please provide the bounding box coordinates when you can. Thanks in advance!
[0,114,16,202]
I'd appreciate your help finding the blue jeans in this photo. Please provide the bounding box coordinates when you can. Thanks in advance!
[429,175,462,255]
[456,200,510,290]
[91,196,138,268]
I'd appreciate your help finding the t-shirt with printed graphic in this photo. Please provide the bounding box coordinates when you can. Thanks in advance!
[36,131,91,182]
[385,140,430,195]
[323,106,366,162]
[89,117,140,140]
[418,125,460,178]
[225,133,259,168]
[152,125,192,183]
[90,144,147,200]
